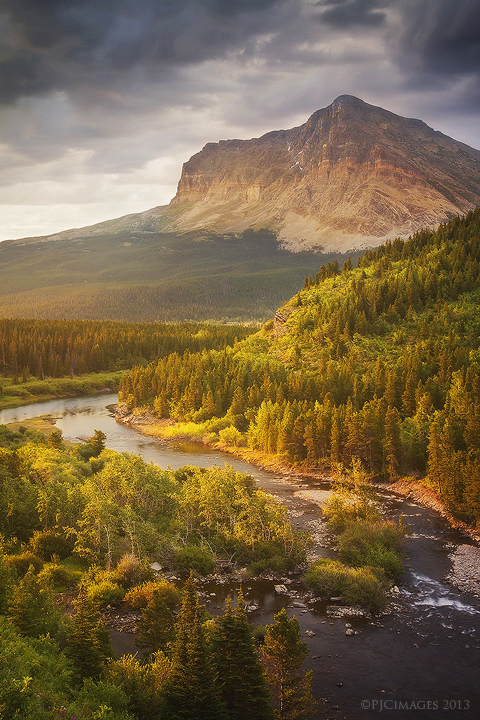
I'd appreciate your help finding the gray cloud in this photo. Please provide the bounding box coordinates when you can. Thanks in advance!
[1,0,480,241]
[394,0,480,82]
[317,0,389,27]
[1,0,288,105]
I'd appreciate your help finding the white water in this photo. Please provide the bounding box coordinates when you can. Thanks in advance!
[405,572,479,614]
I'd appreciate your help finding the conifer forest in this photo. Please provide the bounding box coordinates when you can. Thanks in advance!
[1,210,480,718]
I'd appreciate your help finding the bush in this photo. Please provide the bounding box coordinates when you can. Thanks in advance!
[173,545,215,576]
[124,580,180,610]
[111,553,155,588]
[218,425,244,448]
[247,555,287,577]
[338,519,405,580]
[5,552,44,576]
[304,559,388,612]
[323,489,381,533]
[29,529,74,560]
[38,561,77,588]
[85,579,125,607]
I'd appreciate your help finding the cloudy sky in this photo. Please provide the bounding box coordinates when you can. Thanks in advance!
[1,0,479,241]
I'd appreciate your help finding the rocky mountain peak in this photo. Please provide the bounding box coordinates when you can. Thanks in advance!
[165,96,480,252]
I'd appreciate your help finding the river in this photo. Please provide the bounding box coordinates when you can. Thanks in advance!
[1,394,479,719]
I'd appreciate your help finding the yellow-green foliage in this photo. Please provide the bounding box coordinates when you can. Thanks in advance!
[304,559,388,612]
[124,581,180,610]
[121,209,480,524]
[321,481,407,581]
[0,430,303,579]
[38,560,77,589]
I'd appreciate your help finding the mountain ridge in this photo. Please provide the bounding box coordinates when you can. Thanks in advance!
[164,95,480,250]
[6,95,480,253]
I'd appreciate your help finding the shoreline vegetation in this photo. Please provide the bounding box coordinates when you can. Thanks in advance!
[116,405,480,544]
[0,415,316,718]
[0,371,124,410]
[118,210,480,540]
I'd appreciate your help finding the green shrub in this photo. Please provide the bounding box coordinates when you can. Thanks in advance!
[29,529,74,560]
[218,425,244,447]
[247,555,287,577]
[85,579,125,607]
[111,553,155,588]
[38,561,77,588]
[124,580,180,610]
[173,545,215,576]
[341,566,388,611]
[338,519,405,579]
[323,489,381,533]
[5,551,43,576]
[304,559,388,612]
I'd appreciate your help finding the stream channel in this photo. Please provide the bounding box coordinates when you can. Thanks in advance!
[1,393,479,719]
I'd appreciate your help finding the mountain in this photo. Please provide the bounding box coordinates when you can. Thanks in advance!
[164,95,480,251]
[1,95,479,322]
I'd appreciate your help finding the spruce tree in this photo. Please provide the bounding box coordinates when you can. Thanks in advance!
[135,588,175,656]
[66,588,114,682]
[212,591,274,720]
[261,608,317,720]
[7,564,61,639]
[163,574,226,720]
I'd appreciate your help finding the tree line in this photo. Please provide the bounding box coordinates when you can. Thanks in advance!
[0,318,254,381]
[120,209,480,526]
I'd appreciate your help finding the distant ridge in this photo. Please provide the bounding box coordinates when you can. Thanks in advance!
[1,96,480,322]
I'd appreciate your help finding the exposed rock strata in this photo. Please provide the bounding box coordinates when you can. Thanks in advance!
[166,95,480,251]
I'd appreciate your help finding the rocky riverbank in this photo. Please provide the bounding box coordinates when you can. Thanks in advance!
[446,544,480,599]
[388,477,480,542]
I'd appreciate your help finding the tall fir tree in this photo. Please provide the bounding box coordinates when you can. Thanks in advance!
[212,590,274,720]
[163,574,226,720]
[7,564,61,639]
[261,608,317,720]
[135,588,175,656]
[66,588,114,682]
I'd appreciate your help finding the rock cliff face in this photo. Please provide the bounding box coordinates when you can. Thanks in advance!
[166,95,480,251]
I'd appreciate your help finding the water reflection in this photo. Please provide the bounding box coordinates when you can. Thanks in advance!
[0,394,276,480]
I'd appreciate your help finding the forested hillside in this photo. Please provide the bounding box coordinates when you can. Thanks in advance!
[120,209,480,526]
[0,318,253,383]
[0,228,355,322]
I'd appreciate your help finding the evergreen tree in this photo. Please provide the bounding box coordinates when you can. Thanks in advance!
[7,565,62,639]
[212,591,274,720]
[135,588,175,656]
[66,589,114,682]
[261,608,317,720]
[163,574,226,720]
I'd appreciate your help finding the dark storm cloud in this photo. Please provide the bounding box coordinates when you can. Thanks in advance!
[317,0,389,27]
[394,0,480,80]
[0,0,287,105]
[314,0,480,108]
[3,0,480,108]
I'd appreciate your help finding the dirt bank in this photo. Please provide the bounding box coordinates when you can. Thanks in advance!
[388,477,480,542]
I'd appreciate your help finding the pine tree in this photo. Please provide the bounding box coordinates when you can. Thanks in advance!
[135,588,175,656]
[66,589,114,682]
[7,565,61,639]
[212,591,274,720]
[261,608,317,720]
[163,574,226,720]
[383,406,401,479]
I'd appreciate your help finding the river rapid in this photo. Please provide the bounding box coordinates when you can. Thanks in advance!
[1,394,479,720]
